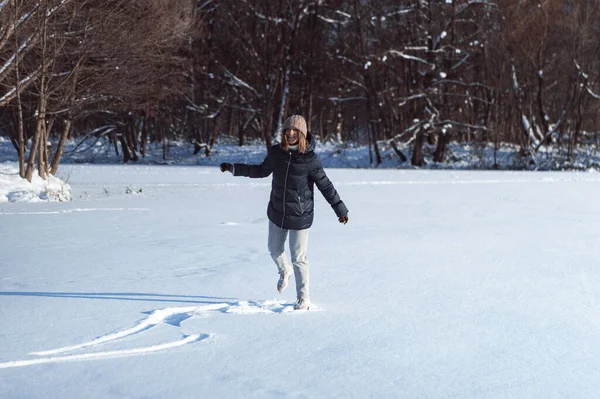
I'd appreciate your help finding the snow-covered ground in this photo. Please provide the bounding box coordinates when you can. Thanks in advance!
[2,154,600,397]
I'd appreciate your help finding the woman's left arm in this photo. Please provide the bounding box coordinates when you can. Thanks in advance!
[309,158,349,220]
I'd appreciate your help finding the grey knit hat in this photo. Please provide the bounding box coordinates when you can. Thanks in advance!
[283,115,307,138]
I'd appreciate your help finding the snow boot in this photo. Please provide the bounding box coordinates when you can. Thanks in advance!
[277,271,291,294]
[294,297,311,310]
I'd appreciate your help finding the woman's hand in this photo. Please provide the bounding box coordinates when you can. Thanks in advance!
[338,216,349,224]
[220,163,232,173]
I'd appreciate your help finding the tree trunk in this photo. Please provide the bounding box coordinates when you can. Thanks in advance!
[367,123,373,165]
[335,104,343,143]
[433,131,449,163]
[305,4,319,133]
[262,104,273,149]
[228,103,235,138]
[38,119,50,180]
[126,114,139,161]
[371,121,382,165]
[112,131,120,157]
[238,111,245,146]
[572,89,584,161]
[50,118,72,174]
[14,5,26,178]
[119,134,131,163]
[26,95,48,181]
[412,130,424,167]
[274,65,291,145]
[318,108,324,142]
[390,140,407,162]
[16,89,26,178]
[207,116,219,156]
[25,111,43,182]
[140,113,148,157]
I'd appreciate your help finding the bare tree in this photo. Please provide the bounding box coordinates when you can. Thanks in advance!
[3,0,600,172]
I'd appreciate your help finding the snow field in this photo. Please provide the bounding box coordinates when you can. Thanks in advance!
[1,165,600,398]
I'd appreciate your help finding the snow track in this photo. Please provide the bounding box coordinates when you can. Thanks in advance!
[0,300,310,369]
[0,335,204,369]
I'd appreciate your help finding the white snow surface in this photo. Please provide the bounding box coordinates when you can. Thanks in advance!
[0,164,71,203]
[2,141,600,397]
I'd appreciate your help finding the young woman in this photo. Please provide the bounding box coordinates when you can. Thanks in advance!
[220,115,349,310]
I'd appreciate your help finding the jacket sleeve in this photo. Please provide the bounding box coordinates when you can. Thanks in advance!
[233,148,275,178]
[309,158,348,217]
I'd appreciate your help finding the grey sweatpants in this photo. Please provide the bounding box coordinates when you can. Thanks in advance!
[268,221,310,299]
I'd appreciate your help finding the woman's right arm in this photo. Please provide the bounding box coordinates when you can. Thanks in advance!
[229,148,275,178]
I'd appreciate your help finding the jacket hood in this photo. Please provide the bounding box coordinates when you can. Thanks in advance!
[305,133,316,153]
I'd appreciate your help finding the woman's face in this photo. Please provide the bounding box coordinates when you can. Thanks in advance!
[285,128,300,145]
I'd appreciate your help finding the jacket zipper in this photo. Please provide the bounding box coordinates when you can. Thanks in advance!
[281,152,292,229]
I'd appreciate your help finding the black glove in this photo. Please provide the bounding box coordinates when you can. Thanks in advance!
[338,215,349,224]
[220,163,232,173]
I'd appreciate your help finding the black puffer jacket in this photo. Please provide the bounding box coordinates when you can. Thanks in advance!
[233,134,348,230]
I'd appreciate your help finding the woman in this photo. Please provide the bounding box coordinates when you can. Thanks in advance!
[220,115,349,310]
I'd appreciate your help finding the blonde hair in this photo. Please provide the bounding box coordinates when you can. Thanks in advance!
[281,129,307,153]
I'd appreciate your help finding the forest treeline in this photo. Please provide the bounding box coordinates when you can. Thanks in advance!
[1,0,600,179]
